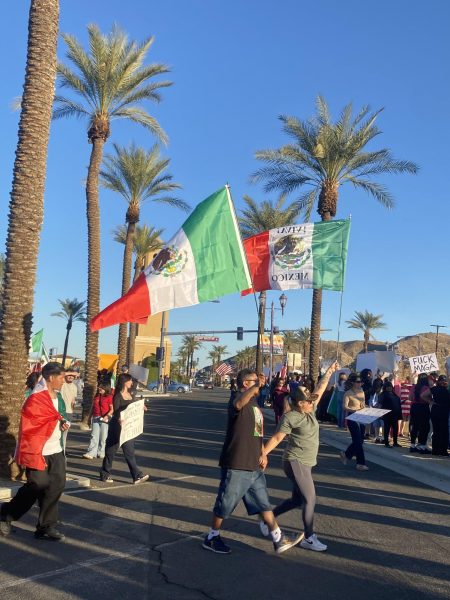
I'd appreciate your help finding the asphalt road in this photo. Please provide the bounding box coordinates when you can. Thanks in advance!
[0,388,449,599]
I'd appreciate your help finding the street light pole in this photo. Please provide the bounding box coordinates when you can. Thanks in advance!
[268,293,287,382]
[430,324,447,355]
[157,311,166,385]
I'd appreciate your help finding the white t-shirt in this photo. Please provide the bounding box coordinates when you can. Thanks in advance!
[61,382,78,414]
[42,396,62,456]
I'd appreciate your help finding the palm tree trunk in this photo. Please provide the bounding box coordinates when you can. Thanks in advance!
[255,291,266,373]
[364,331,369,353]
[0,0,59,477]
[62,322,71,367]
[81,137,105,426]
[126,262,141,365]
[309,205,333,381]
[117,221,136,368]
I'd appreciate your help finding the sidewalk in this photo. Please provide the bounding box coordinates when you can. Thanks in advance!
[263,409,450,495]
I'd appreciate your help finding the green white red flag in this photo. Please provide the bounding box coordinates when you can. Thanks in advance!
[91,187,251,331]
[242,219,350,294]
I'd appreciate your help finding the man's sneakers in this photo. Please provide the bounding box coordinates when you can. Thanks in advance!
[134,474,150,484]
[34,527,65,541]
[356,464,369,471]
[273,531,304,554]
[300,534,327,552]
[0,503,12,537]
[202,534,231,554]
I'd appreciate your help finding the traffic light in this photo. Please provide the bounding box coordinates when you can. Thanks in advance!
[273,326,280,334]
[237,327,244,341]
[156,347,165,361]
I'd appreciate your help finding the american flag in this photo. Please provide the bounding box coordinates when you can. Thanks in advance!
[215,362,233,376]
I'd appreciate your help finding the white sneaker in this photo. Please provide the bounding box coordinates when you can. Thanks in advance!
[339,451,348,465]
[300,534,327,552]
[259,519,269,537]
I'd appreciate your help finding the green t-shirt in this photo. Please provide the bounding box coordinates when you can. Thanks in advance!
[278,410,320,466]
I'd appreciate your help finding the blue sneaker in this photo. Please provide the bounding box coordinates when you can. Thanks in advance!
[202,534,231,554]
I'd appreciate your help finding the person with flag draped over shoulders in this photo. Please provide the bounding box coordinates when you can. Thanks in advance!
[0,363,69,540]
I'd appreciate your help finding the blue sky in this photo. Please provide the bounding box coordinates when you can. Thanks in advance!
[1,0,449,367]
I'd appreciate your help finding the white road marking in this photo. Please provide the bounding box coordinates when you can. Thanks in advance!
[0,546,148,590]
[64,473,198,495]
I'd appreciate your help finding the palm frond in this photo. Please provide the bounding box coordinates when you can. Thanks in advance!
[345,177,395,208]
[111,107,168,144]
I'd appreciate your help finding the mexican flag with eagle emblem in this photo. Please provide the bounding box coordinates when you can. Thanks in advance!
[91,187,251,331]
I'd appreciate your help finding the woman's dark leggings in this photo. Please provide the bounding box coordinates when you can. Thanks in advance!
[383,413,398,445]
[410,404,430,446]
[273,460,316,538]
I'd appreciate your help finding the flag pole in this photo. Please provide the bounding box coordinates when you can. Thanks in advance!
[336,214,351,364]
[225,184,261,371]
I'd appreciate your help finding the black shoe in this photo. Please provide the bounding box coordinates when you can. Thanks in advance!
[202,534,231,554]
[384,443,392,448]
[409,446,419,453]
[392,443,401,447]
[273,532,304,554]
[34,527,65,541]
[0,503,12,537]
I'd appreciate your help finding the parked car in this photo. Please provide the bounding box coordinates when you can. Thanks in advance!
[194,380,205,388]
[204,381,214,389]
[147,380,191,393]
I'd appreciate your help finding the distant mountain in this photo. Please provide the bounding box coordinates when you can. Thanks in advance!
[321,332,450,369]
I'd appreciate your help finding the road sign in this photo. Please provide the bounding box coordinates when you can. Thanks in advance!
[194,336,219,342]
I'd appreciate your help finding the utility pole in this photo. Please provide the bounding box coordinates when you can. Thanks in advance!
[430,324,447,355]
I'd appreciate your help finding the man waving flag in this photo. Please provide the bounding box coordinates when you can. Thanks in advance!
[91,187,251,331]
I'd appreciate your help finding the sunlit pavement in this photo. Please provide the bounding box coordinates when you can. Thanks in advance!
[0,388,449,599]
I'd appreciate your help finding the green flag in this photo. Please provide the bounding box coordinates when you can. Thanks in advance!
[31,329,44,354]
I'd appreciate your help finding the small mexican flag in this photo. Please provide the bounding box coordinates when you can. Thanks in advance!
[91,187,251,330]
[243,219,350,294]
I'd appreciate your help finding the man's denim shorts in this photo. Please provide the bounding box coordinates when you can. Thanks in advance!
[213,467,272,519]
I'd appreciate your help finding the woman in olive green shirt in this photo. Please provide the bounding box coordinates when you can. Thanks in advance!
[261,362,338,553]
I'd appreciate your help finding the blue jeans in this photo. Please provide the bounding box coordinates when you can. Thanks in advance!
[86,417,109,458]
[213,468,272,519]
[345,420,366,465]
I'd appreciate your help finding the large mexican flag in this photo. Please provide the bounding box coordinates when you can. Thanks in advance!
[243,219,351,294]
[91,187,251,331]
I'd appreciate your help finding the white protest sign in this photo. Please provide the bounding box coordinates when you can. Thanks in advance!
[129,364,149,384]
[119,399,145,446]
[409,353,439,374]
[346,407,391,425]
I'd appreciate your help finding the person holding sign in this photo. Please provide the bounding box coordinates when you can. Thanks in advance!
[100,374,149,484]
[340,375,368,471]
[409,373,431,454]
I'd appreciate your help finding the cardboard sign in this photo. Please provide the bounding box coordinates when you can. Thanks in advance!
[356,351,397,375]
[119,399,145,446]
[409,353,439,374]
[346,407,391,425]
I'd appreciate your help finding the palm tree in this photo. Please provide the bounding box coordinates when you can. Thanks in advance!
[0,0,59,477]
[253,96,418,380]
[54,25,171,425]
[283,331,299,353]
[239,194,306,373]
[210,344,228,383]
[346,310,387,353]
[113,224,164,365]
[101,143,187,368]
[51,298,86,366]
[296,327,311,373]
[181,335,202,378]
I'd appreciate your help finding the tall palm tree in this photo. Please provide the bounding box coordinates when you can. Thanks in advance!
[54,25,171,425]
[0,0,59,477]
[296,327,311,373]
[113,224,164,365]
[51,298,86,366]
[346,310,387,353]
[239,194,306,373]
[181,335,202,378]
[0,253,5,317]
[210,344,228,383]
[101,143,187,368]
[253,96,418,380]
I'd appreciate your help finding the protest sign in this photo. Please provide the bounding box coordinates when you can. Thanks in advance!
[409,353,439,374]
[129,364,149,384]
[119,399,145,446]
[346,407,391,425]
[356,351,397,374]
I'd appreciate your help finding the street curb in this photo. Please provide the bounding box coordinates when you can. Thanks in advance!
[262,408,450,495]
[0,473,91,500]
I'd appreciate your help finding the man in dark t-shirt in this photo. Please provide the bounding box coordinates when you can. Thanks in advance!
[202,368,302,555]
